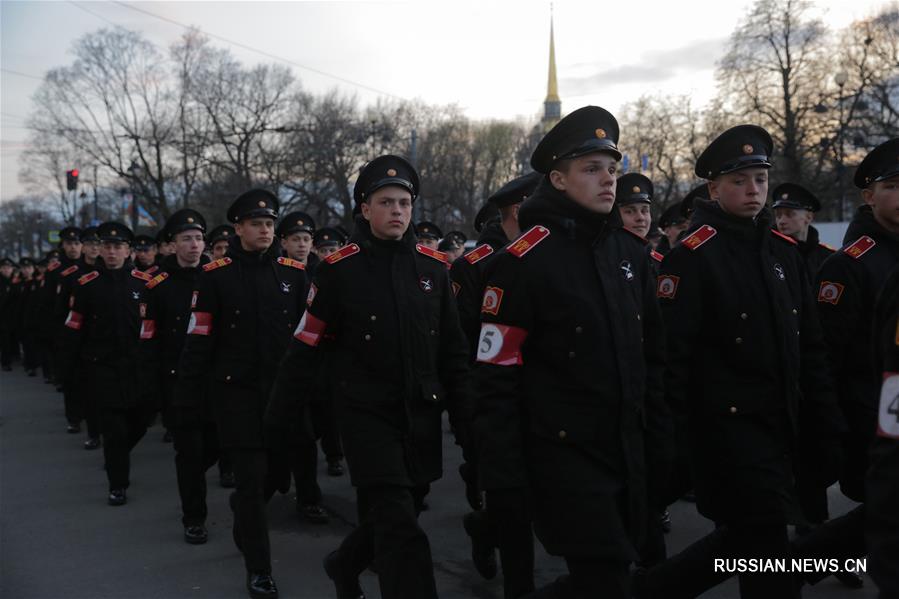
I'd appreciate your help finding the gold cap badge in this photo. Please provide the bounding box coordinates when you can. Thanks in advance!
[742,144,754,155]
[387,168,397,177]
[257,201,266,208]
[595,128,607,139]
[632,186,641,193]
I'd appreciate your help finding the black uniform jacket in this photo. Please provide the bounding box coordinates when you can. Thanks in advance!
[797,225,835,281]
[61,261,151,408]
[659,200,843,525]
[266,216,472,488]
[449,220,509,360]
[140,254,210,414]
[473,178,671,560]
[174,236,308,448]
[866,265,899,597]
[815,205,899,501]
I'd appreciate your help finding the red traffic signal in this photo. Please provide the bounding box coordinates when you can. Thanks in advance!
[66,169,79,191]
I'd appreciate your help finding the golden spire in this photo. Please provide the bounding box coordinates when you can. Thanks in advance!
[542,5,561,125]
[545,9,560,104]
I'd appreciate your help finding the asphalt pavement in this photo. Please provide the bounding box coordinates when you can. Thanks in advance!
[0,367,878,598]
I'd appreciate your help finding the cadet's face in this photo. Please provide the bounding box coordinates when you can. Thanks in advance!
[21,265,35,278]
[281,232,313,262]
[362,186,413,241]
[101,241,130,269]
[445,244,465,263]
[419,238,439,250]
[173,230,205,266]
[159,242,175,256]
[862,176,899,234]
[62,240,82,260]
[82,241,101,260]
[235,218,275,252]
[618,203,652,238]
[135,246,157,266]
[0,265,13,278]
[664,221,689,245]
[211,240,229,259]
[549,153,618,214]
[774,207,812,239]
[315,245,339,260]
[710,168,769,218]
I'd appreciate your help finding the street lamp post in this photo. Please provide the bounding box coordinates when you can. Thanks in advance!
[835,71,849,221]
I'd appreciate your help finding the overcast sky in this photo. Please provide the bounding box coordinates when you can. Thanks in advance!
[0,0,890,202]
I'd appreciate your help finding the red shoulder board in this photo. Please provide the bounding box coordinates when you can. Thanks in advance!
[508,225,550,258]
[325,243,360,265]
[145,265,159,275]
[276,256,306,270]
[650,250,664,263]
[771,229,798,245]
[843,235,876,259]
[464,243,495,265]
[416,244,448,264]
[680,225,717,251]
[61,265,79,277]
[78,271,99,285]
[819,242,836,252]
[623,227,649,245]
[131,269,152,281]
[47,262,61,272]
[145,271,170,289]
[202,257,233,272]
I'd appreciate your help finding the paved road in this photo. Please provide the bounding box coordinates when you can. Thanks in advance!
[0,368,877,598]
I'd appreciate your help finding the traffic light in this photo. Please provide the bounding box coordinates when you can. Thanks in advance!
[66,169,79,191]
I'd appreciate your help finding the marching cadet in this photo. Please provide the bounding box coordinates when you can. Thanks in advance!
[175,189,307,599]
[437,236,465,263]
[208,224,235,260]
[655,204,688,257]
[640,125,844,599]
[44,227,84,430]
[62,222,153,506]
[415,220,443,250]
[451,171,540,598]
[74,227,104,449]
[141,209,231,544]
[33,254,57,384]
[0,257,17,371]
[133,235,160,274]
[266,155,472,599]
[473,106,671,598]
[796,138,899,590]
[13,257,38,376]
[156,228,175,259]
[312,227,344,263]
[616,172,654,239]
[867,264,899,598]
[274,210,329,524]
[772,183,834,280]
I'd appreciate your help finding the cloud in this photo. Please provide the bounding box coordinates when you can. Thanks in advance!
[560,37,727,95]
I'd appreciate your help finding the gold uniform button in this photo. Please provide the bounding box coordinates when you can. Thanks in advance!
[230,324,236,329]
[575,326,583,334]
[558,430,567,440]
[636,314,641,321]
[729,406,738,414]
[740,313,748,320]
[170,369,176,375]
[370,315,377,321]
[235,310,240,315]
[735,337,743,344]
[568,351,576,359]
[792,309,798,315]
[283,309,288,314]
[175,316,181,321]
[432,394,438,400]
[225,375,231,381]
[364,334,371,341]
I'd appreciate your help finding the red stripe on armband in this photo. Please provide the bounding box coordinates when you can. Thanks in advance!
[187,312,213,336]
[475,323,528,366]
[139,320,156,340]
[64,310,84,330]
[293,311,327,347]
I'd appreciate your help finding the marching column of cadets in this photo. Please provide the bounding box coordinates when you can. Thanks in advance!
[0,111,897,599]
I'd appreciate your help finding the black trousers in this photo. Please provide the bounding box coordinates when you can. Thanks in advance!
[0,329,16,367]
[792,505,866,585]
[230,448,282,574]
[290,441,322,506]
[332,485,438,599]
[638,522,796,599]
[64,384,84,426]
[21,330,39,372]
[101,406,148,490]
[173,421,221,526]
[311,399,343,461]
[484,490,536,599]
